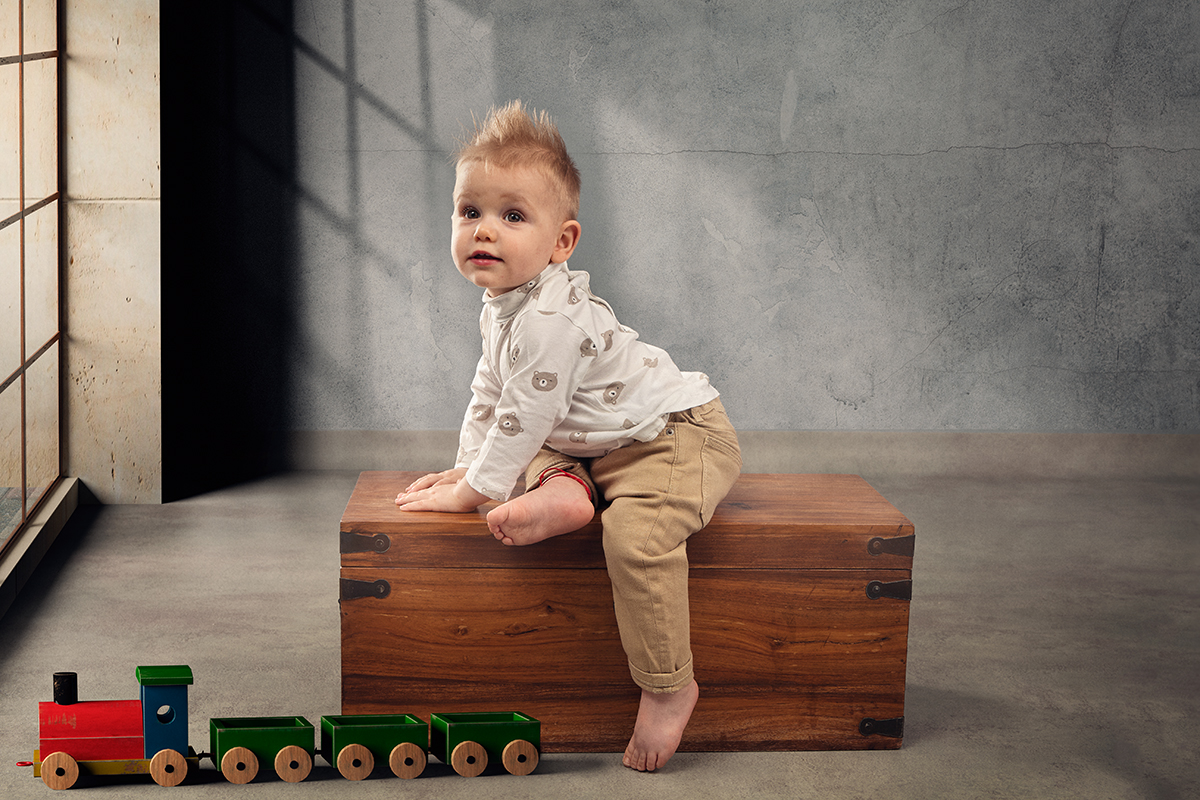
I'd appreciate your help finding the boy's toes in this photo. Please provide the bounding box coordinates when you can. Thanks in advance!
[486,505,510,535]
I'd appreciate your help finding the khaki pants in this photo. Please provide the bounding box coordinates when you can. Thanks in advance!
[525,398,742,693]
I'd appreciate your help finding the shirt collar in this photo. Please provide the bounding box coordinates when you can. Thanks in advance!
[482,262,566,318]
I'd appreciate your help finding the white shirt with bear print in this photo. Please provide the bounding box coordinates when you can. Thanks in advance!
[456,262,719,502]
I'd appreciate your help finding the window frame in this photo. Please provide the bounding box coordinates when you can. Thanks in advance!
[1,0,62,559]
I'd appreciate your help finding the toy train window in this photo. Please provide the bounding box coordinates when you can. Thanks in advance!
[156,705,176,725]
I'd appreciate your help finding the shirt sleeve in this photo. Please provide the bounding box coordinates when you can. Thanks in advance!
[463,310,593,501]
[455,353,501,470]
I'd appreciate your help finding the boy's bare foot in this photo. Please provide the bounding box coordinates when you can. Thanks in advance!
[623,679,699,772]
[486,476,594,546]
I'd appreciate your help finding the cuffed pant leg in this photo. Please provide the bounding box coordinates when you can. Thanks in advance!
[589,399,741,693]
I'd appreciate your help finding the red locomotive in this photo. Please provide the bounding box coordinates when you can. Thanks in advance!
[33,667,197,789]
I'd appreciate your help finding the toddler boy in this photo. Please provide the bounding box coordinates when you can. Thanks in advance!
[396,100,741,771]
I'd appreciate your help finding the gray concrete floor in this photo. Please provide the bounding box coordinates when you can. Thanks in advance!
[2,471,1196,799]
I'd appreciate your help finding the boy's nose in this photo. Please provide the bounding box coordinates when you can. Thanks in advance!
[474,220,496,240]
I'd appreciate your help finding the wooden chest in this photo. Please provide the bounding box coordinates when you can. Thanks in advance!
[340,472,914,752]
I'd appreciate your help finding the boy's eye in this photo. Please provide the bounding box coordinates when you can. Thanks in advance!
[462,207,479,219]
[505,211,524,223]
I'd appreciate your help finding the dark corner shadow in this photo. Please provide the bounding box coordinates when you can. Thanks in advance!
[160,1,297,502]
[0,504,101,670]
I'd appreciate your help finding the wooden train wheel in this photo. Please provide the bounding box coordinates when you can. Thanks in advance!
[450,740,487,777]
[274,745,312,783]
[150,748,188,787]
[336,743,374,781]
[389,741,426,779]
[41,752,79,790]
[502,739,539,776]
[221,746,259,784]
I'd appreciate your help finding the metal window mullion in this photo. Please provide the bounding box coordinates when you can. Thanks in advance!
[56,6,63,484]
[1,192,60,233]
[19,0,28,526]
[0,332,61,395]
[0,49,57,67]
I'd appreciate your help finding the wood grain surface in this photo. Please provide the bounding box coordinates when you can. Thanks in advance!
[341,567,910,751]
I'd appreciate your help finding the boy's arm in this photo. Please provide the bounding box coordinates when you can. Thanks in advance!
[396,353,500,513]
[462,312,589,502]
[456,353,502,472]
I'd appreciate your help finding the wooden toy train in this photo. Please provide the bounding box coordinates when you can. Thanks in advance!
[22,666,540,789]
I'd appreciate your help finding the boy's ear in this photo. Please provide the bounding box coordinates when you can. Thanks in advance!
[551,220,582,263]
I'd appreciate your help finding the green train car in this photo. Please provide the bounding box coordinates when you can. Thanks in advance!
[209,716,315,784]
[430,712,541,778]
[320,713,430,780]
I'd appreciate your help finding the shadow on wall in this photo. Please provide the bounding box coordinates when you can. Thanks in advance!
[161,0,455,499]
[162,1,301,501]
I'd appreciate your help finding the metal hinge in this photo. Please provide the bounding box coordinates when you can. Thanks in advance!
[340,578,391,601]
[340,532,391,554]
[866,580,912,601]
[859,717,904,738]
[867,535,915,558]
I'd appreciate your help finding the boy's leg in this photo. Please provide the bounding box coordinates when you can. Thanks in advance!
[486,447,597,546]
[589,398,741,770]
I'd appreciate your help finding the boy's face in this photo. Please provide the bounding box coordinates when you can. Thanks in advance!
[451,161,580,297]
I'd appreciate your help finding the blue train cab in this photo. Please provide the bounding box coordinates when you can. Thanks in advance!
[136,665,193,759]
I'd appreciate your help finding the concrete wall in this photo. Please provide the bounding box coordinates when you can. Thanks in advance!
[287,0,1198,446]
[63,0,161,502]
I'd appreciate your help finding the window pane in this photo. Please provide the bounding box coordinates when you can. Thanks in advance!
[0,384,20,547]
[25,199,57,350]
[23,55,57,202]
[0,3,16,56]
[0,220,18,380]
[25,0,58,55]
[26,341,58,513]
[0,64,17,207]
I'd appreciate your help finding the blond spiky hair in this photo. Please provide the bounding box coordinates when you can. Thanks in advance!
[456,100,582,221]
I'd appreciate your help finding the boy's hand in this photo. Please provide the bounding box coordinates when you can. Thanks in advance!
[400,468,468,496]
[395,469,488,513]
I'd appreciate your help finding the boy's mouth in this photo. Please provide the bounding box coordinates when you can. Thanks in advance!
[469,250,502,264]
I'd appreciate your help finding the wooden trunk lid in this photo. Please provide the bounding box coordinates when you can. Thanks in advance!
[340,471,914,571]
